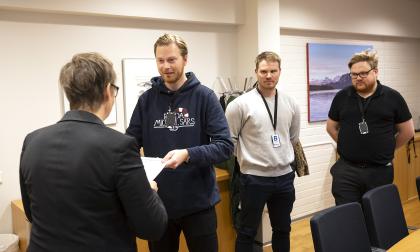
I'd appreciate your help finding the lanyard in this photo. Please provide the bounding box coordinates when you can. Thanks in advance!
[357,96,372,120]
[256,87,278,131]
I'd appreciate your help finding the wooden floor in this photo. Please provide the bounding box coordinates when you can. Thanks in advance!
[262,198,420,252]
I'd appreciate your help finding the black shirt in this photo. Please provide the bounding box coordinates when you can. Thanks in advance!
[328,81,411,165]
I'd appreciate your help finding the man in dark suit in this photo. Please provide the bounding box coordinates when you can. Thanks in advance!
[19,52,167,252]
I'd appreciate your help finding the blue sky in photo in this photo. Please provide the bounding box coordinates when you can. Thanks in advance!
[308,43,372,80]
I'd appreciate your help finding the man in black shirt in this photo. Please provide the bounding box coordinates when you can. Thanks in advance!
[326,50,414,205]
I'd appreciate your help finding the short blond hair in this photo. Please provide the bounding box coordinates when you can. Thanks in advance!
[154,33,188,57]
[255,51,281,71]
[348,50,378,69]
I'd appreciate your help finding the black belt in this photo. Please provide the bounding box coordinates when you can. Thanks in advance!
[341,159,391,169]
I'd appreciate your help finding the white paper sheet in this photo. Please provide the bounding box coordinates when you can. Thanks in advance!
[141,157,166,182]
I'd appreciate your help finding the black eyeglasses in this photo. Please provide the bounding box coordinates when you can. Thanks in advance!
[349,68,374,79]
[110,83,119,97]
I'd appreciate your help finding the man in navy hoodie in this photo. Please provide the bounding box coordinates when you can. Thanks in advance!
[126,34,233,252]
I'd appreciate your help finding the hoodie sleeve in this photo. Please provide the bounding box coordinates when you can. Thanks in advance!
[186,91,234,167]
[126,98,143,147]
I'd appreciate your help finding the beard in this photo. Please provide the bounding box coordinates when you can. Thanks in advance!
[353,80,376,95]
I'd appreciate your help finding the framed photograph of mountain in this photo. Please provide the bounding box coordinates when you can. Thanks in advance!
[307,43,373,122]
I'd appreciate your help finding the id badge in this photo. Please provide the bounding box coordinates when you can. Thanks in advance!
[271,134,281,148]
[358,120,369,135]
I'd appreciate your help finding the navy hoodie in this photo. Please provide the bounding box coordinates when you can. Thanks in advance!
[127,72,233,218]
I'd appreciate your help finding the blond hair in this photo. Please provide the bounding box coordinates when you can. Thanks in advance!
[154,33,188,57]
[348,50,378,69]
[255,51,281,70]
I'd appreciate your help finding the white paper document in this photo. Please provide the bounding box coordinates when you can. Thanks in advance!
[141,157,166,182]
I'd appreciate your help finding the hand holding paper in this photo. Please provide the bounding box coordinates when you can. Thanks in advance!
[141,157,166,182]
[162,149,189,169]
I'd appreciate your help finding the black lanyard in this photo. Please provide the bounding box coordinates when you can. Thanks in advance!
[357,96,372,120]
[257,87,278,131]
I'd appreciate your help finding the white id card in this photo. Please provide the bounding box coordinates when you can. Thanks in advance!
[271,134,281,148]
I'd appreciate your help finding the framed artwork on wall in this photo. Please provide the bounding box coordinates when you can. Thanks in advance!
[122,58,159,128]
[306,43,373,122]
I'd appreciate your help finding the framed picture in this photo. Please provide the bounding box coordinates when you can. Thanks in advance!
[306,43,373,122]
[62,90,117,125]
[122,58,159,128]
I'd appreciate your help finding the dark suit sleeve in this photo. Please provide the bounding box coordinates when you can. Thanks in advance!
[115,137,167,240]
[19,135,32,223]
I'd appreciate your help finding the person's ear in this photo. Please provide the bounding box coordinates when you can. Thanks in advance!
[103,83,112,101]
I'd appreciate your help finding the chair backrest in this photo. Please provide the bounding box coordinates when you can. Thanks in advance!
[310,202,372,252]
[362,184,408,250]
[416,176,420,200]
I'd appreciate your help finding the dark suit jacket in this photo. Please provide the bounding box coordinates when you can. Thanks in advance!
[19,110,167,252]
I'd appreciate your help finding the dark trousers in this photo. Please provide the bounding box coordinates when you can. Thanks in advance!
[148,207,217,252]
[235,172,295,252]
[331,158,394,205]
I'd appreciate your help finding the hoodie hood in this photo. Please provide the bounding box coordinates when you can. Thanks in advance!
[151,72,200,95]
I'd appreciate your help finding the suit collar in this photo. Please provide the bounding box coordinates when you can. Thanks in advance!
[59,110,105,126]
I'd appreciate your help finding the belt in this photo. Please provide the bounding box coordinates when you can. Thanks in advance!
[341,159,391,169]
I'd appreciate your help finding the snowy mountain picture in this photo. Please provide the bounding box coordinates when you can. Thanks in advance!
[307,43,373,122]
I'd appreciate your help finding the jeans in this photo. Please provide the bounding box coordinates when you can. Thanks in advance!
[235,172,295,252]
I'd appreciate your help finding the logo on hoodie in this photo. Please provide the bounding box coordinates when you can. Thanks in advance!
[154,107,195,131]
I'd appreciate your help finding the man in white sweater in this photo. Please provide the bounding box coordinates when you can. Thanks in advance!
[225,51,300,252]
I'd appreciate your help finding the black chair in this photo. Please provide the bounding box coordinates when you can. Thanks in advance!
[310,202,373,252]
[362,184,408,250]
[416,176,420,200]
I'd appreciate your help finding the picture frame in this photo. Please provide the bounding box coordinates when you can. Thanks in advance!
[306,43,373,122]
[122,58,159,128]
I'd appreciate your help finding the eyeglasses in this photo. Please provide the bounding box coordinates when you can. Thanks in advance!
[110,83,119,97]
[349,68,374,79]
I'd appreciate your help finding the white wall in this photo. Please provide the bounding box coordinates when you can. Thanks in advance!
[279,0,420,38]
[0,0,244,25]
[0,8,237,233]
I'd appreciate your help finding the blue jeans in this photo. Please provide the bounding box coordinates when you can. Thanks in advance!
[235,172,295,252]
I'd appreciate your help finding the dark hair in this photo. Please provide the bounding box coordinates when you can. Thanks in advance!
[60,52,116,111]
[255,51,281,71]
[154,33,188,57]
